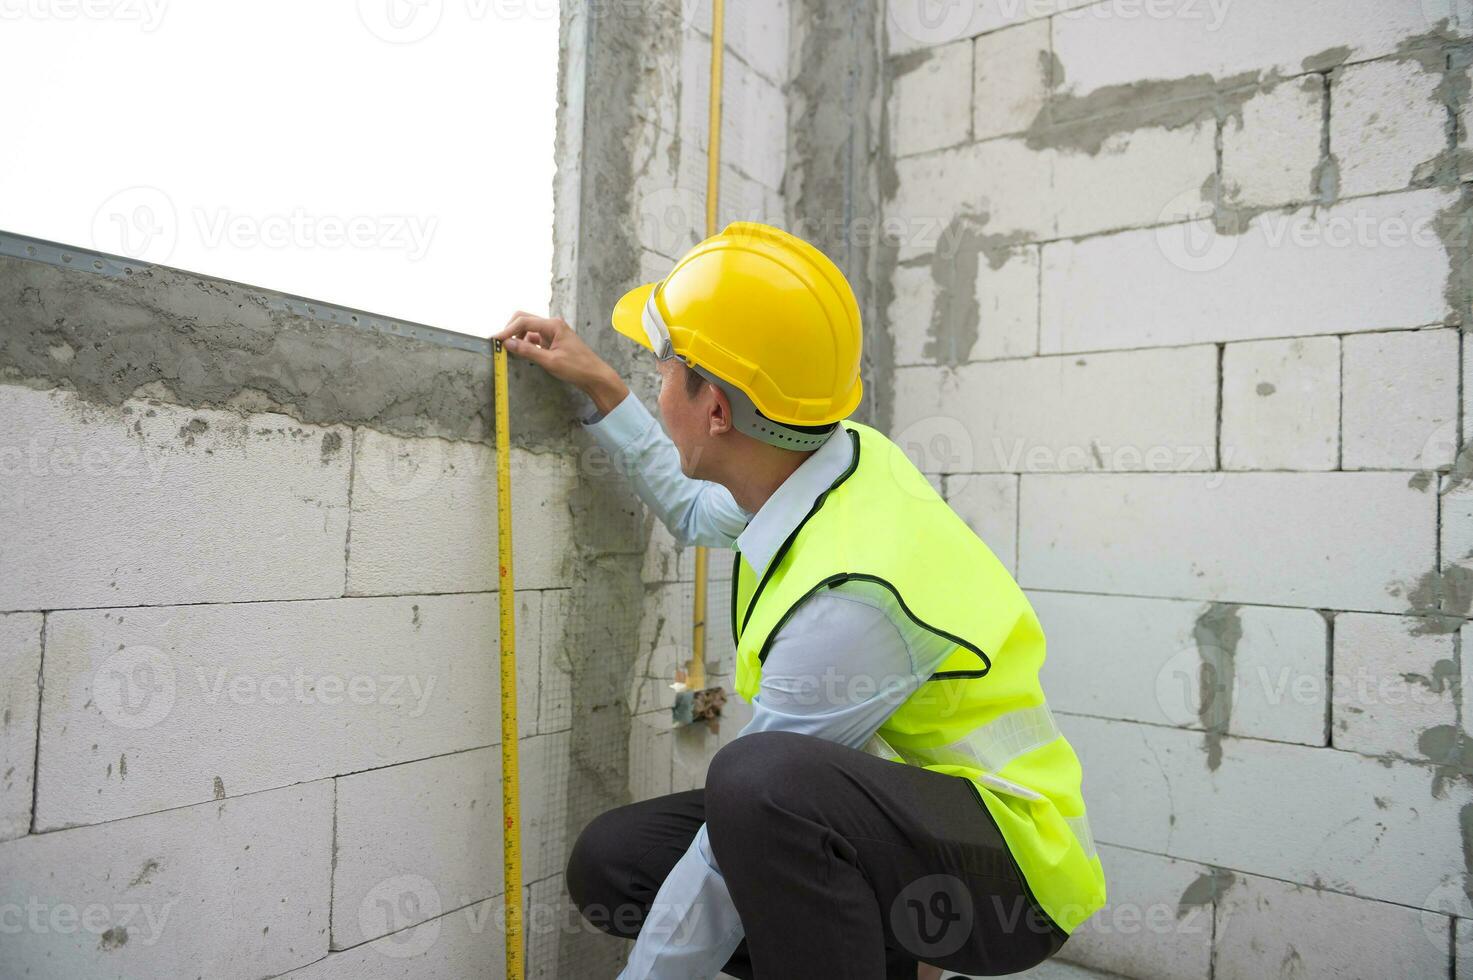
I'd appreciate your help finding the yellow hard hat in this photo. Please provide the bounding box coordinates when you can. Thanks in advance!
[611,221,863,428]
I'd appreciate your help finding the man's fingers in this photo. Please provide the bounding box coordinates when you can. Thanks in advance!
[493,312,543,342]
[493,312,569,343]
[504,334,555,366]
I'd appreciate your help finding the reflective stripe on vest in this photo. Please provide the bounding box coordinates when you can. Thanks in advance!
[861,703,1098,860]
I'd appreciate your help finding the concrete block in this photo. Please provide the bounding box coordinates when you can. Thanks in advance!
[0,781,331,980]
[892,346,1218,474]
[1331,612,1458,761]
[1059,844,1214,980]
[1019,473,1436,613]
[1343,328,1460,471]
[0,386,350,611]
[1221,76,1325,210]
[285,896,506,979]
[1214,870,1453,980]
[891,246,1040,365]
[944,474,1019,573]
[1221,336,1340,471]
[1040,188,1456,353]
[1048,118,1217,241]
[37,592,539,828]
[891,41,973,157]
[887,0,1098,55]
[0,613,41,841]
[347,429,576,595]
[972,19,1051,142]
[1050,0,1469,100]
[1036,592,1328,746]
[332,747,506,948]
[1334,56,1450,199]
[1062,713,1472,911]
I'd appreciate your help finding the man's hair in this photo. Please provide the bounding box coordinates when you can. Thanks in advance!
[682,360,706,398]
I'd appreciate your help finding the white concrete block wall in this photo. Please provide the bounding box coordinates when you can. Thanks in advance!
[1342,328,1460,471]
[1038,188,1456,354]
[1213,870,1453,980]
[36,590,539,829]
[1019,473,1435,611]
[1220,336,1340,471]
[0,781,333,979]
[0,386,351,611]
[1331,612,1459,759]
[892,346,1219,474]
[883,0,1471,973]
[1032,592,1329,746]
[0,373,574,976]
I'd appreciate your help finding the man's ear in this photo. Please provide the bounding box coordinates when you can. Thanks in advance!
[707,384,734,437]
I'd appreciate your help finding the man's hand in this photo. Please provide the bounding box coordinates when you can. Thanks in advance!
[493,312,630,415]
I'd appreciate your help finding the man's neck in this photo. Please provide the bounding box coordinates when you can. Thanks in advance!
[719,445,815,514]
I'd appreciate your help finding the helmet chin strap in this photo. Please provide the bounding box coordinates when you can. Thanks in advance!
[689,363,836,452]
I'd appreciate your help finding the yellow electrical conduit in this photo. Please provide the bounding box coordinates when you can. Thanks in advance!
[691,0,725,709]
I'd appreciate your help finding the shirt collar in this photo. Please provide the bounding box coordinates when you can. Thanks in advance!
[735,425,854,577]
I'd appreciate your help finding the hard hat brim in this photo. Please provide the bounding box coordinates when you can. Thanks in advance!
[611,281,657,352]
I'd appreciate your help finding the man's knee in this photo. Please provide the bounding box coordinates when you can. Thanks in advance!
[706,731,824,833]
[565,808,643,939]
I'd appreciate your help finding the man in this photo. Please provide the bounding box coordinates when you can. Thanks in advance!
[494,222,1105,979]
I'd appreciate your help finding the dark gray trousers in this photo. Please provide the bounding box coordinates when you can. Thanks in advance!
[566,731,1069,979]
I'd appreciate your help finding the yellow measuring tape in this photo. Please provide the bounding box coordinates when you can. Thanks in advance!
[493,340,524,979]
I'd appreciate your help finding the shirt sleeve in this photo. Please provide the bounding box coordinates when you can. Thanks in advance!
[582,392,752,549]
[618,585,959,978]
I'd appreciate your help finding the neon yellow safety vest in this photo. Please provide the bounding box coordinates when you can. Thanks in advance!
[732,420,1107,934]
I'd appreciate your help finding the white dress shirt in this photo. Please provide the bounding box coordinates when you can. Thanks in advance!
[582,393,958,980]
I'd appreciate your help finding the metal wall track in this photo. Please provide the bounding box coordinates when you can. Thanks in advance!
[0,229,492,356]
